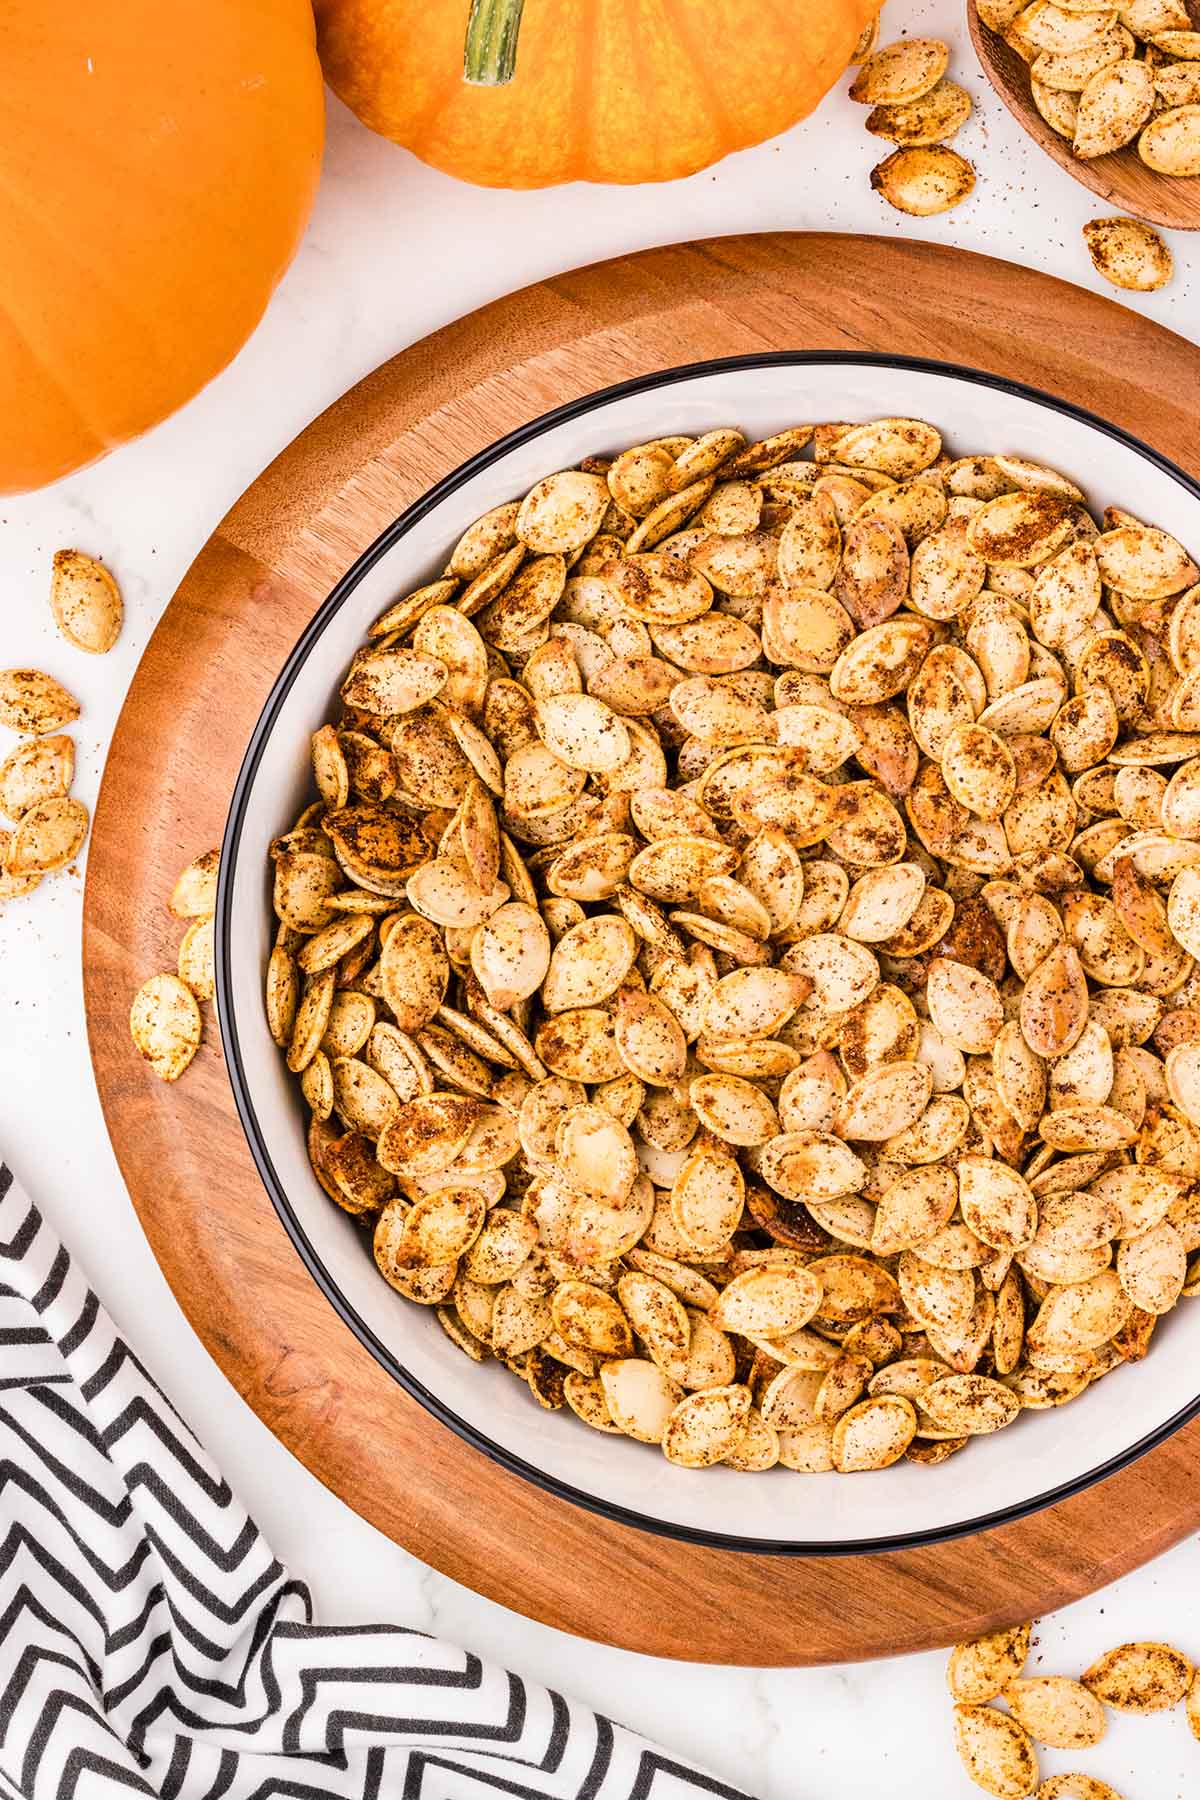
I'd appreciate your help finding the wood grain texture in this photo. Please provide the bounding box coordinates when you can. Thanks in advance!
[83,234,1200,1666]
[968,5,1200,231]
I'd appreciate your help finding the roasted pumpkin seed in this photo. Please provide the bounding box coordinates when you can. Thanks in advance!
[1081,1640,1193,1712]
[48,549,123,653]
[0,669,80,735]
[870,145,976,215]
[130,973,202,1082]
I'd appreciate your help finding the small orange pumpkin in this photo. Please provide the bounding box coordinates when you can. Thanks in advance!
[315,0,877,190]
[0,0,324,495]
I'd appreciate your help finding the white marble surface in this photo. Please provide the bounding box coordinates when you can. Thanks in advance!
[2,2,1199,1792]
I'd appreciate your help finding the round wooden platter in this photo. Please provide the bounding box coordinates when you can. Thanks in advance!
[84,234,1200,1666]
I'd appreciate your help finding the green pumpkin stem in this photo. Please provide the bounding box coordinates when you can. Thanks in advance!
[463,0,526,86]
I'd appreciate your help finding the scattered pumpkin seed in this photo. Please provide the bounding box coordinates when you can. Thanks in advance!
[5,795,89,875]
[850,37,951,105]
[871,145,977,214]
[866,80,973,145]
[0,669,80,735]
[49,549,123,653]
[1004,1676,1106,1751]
[953,1703,1039,1799]
[1081,1640,1193,1711]
[1083,216,1175,294]
[948,1624,1032,1702]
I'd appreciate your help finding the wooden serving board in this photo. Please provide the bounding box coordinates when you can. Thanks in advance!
[83,234,1200,1666]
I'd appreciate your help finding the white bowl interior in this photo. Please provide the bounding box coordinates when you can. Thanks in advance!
[221,358,1200,1549]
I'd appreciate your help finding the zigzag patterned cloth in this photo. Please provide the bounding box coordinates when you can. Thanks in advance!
[0,1164,753,1800]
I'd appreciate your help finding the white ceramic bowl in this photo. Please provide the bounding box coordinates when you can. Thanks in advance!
[217,353,1200,1553]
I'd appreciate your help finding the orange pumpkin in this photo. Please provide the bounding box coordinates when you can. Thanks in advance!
[315,0,877,190]
[0,0,324,495]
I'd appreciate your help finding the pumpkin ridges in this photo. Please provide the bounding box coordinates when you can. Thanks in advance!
[316,4,486,178]
[632,0,725,182]
[565,0,604,185]
[349,6,468,160]
[569,1,601,180]
[316,0,877,189]
[583,0,680,187]
[483,0,583,186]
[650,0,736,161]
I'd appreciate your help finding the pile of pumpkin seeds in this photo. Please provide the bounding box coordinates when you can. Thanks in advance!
[0,670,88,902]
[264,414,1200,1475]
[980,0,1200,175]
[0,551,123,906]
[948,1621,1199,1795]
[848,32,978,216]
[129,849,218,1082]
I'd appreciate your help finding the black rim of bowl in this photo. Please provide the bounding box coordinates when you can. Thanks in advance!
[217,349,1200,1556]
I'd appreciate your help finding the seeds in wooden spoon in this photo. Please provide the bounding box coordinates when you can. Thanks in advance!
[977,0,1200,287]
[178,915,215,1001]
[170,847,221,917]
[977,0,1026,30]
[1155,28,1200,59]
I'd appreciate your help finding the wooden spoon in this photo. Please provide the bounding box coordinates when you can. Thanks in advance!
[967,4,1200,231]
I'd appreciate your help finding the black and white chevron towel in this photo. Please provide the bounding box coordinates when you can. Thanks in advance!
[0,1163,754,1800]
